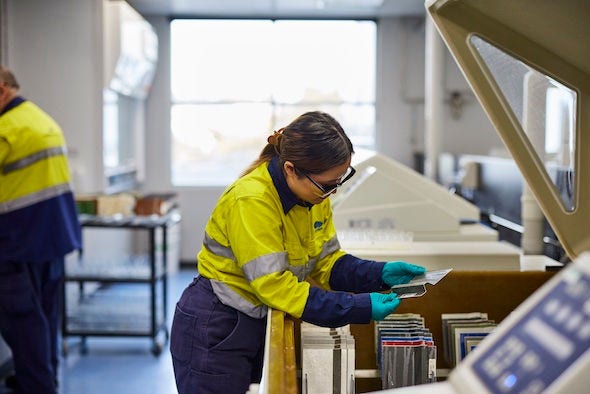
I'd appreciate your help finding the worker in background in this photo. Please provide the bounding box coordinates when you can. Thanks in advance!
[0,65,81,394]
[170,111,426,394]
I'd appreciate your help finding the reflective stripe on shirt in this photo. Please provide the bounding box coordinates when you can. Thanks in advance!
[2,146,67,174]
[204,232,290,282]
[0,182,72,214]
[204,231,340,283]
[210,279,268,319]
[318,235,341,261]
[303,235,341,278]
[203,232,235,260]
[242,252,289,283]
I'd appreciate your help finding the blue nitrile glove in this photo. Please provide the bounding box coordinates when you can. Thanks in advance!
[370,292,400,320]
[382,261,426,287]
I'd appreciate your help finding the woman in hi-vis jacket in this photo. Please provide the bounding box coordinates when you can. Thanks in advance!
[170,111,425,394]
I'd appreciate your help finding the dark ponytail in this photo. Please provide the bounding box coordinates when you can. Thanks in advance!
[241,111,353,176]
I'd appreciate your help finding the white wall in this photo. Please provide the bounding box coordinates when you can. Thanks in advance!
[377,17,502,163]
[6,0,105,193]
[376,17,417,166]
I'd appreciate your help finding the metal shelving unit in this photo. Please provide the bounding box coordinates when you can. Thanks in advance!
[62,211,180,356]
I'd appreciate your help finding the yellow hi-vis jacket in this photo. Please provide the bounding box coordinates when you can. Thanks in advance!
[0,98,81,262]
[0,100,71,211]
[198,158,385,326]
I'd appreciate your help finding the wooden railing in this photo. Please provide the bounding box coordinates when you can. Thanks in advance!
[260,309,298,393]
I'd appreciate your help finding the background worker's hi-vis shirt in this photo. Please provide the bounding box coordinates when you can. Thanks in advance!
[197,156,386,327]
[0,98,81,263]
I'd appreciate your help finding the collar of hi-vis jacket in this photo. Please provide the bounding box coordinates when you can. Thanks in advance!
[268,155,313,214]
[1,96,25,116]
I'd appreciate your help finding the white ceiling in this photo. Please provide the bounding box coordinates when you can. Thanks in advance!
[126,0,426,18]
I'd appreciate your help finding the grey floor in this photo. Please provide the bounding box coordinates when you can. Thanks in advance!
[1,267,197,394]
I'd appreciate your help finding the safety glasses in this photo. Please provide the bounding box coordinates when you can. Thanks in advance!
[298,166,356,198]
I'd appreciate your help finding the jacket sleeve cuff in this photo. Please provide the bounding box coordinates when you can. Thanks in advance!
[300,287,372,327]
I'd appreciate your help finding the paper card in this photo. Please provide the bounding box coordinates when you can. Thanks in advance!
[391,268,453,298]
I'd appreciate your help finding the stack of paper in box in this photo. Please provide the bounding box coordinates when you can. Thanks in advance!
[300,323,355,394]
[96,193,136,216]
[441,312,497,367]
[375,313,437,389]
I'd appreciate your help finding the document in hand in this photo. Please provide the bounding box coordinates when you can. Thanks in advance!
[390,268,453,298]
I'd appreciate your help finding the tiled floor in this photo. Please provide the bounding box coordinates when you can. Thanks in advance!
[0,267,197,394]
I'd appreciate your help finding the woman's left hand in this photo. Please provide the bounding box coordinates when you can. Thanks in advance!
[381,261,426,287]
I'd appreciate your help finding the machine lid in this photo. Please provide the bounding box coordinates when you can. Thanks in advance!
[425,0,590,259]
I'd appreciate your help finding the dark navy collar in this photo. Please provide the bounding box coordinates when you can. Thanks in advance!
[268,156,312,214]
[1,96,26,116]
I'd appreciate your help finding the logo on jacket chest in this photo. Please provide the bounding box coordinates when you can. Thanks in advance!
[313,220,324,231]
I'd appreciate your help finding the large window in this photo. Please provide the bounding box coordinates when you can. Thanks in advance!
[170,19,376,186]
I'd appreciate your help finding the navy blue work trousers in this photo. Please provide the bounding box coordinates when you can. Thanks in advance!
[0,259,63,394]
[170,275,266,394]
